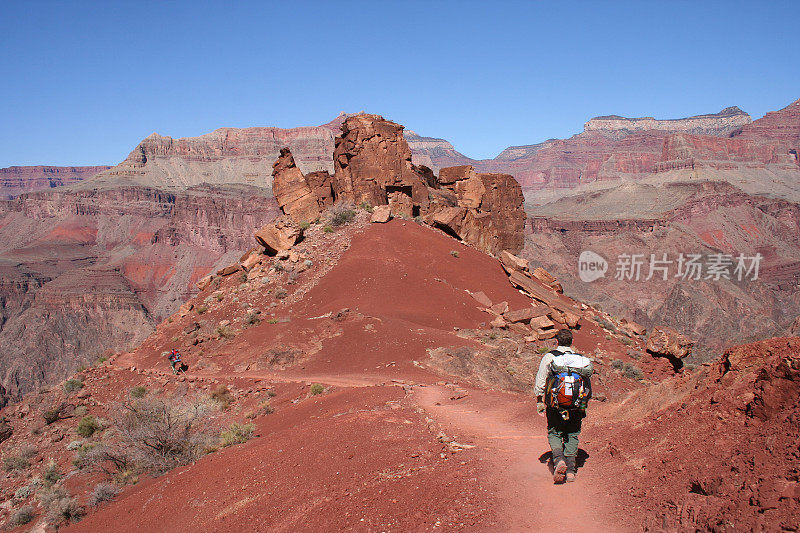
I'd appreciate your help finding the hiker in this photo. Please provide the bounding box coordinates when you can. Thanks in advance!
[535,329,593,483]
[167,349,183,374]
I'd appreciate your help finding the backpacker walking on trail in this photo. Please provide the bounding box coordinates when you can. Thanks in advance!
[167,349,183,374]
[535,329,593,484]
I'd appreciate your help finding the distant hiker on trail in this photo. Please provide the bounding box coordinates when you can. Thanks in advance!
[167,349,183,374]
[535,329,593,484]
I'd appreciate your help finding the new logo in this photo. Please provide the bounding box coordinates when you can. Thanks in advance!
[578,251,607,282]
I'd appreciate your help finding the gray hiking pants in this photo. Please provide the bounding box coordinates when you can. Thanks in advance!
[546,408,584,472]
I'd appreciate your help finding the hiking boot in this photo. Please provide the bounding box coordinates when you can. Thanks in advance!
[553,460,567,484]
[566,472,576,483]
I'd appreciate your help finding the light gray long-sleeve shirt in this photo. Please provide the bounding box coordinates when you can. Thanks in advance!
[534,345,594,397]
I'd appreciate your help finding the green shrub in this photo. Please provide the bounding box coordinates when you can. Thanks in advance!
[299,221,311,230]
[619,337,633,346]
[214,293,224,302]
[611,359,624,370]
[219,423,255,447]
[7,505,34,527]
[96,356,108,364]
[196,305,208,314]
[64,379,83,394]
[359,201,374,213]
[623,363,644,381]
[310,384,325,396]
[323,225,334,233]
[538,346,551,354]
[450,250,459,258]
[76,416,100,438]
[14,483,34,500]
[130,386,147,398]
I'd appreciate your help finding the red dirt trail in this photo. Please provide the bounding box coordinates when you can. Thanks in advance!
[65,220,640,532]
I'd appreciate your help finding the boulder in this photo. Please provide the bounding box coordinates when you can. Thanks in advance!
[549,309,581,329]
[254,216,303,254]
[500,250,529,273]
[371,205,391,223]
[490,316,507,329]
[490,301,509,315]
[197,275,214,291]
[620,319,647,336]
[178,302,194,317]
[240,249,262,271]
[504,304,550,324]
[646,326,694,359]
[271,148,327,223]
[217,264,240,277]
[470,291,492,308]
[537,328,559,340]
[529,315,555,330]
[507,270,580,316]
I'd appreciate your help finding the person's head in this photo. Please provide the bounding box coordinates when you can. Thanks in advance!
[555,329,573,347]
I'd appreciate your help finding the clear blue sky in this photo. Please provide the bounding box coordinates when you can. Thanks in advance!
[1,0,798,167]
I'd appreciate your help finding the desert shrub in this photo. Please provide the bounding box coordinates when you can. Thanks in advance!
[71,443,98,470]
[40,486,84,525]
[130,386,147,399]
[210,386,234,410]
[299,221,311,230]
[611,359,624,370]
[14,483,34,500]
[43,460,62,486]
[323,225,334,233]
[196,305,208,314]
[619,336,633,346]
[245,400,274,419]
[623,362,644,380]
[215,325,235,340]
[273,261,285,272]
[7,505,34,527]
[17,444,37,459]
[214,293,224,302]
[596,318,616,332]
[76,396,213,476]
[4,455,30,472]
[450,250,459,258]
[64,378,83,394]
[219,423,255,447]
[358,201,373,213]
[76,415,100,438]
[310,384,325,396]
[244,311,261,327]
[274,288,288,300]
[538,346,551,354]
[87,482,120,507]
[73,405,88,418]
[97,356,108,364]
[330,207,356,227]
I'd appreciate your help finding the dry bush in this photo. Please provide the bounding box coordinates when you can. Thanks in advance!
[39,485,84,525]
[7,505,34,527]
[87,482,120,507]
[64,378,83,394]
[219,423,255,447]
[329,206,356,227]
[210,386,234,410]
[76,415,100,437]
[77,395,214,476]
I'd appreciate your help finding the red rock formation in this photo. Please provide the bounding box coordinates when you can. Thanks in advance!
[0,165,109,198]
[271,148,329,223]
[332,114,430,216]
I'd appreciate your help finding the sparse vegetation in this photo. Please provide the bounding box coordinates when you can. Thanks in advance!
[97,356,108,364]
[75,395,214,476]
[130,385,148,398]
[310,383,325,396]
[450,250,459,258]
[538,346,551,354]
[64,378,84,394]
[245,399,274,419]
[244,311,261,327]
[623,362,644,381]
[14,483,35,500]
[196,305,208,314]
[219,422,255,447]
[323,225,334,233]
[273,261,285,272]
[7,505,34,527]
[43,403,70,425]
[87,482,120,507]
[76,415,100,438]
[359,201,374,213]
[215,324,235,340]
[239,271,248,283]
[330,206,356,227]
[39,485,84,525]
[611,359,625,370]
[299,221,311,230]
[43,460,62,486]
[210,386,235,410]
[214,293,224,302]
[274,288,288,300]
[267,318,279,324]
[4,455,30,472]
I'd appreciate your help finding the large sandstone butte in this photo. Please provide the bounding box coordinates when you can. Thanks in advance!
[269,114,526,255]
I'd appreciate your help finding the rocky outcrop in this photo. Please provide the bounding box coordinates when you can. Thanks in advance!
[271,148,330,223]
[0,165,109,199]
[646,326,694,361]
[254,216,304,254]
[428,166,525,255]
[332,114,430,216]
[584,106,751,138]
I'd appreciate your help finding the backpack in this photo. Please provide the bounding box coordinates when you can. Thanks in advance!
[544,350,591,410]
